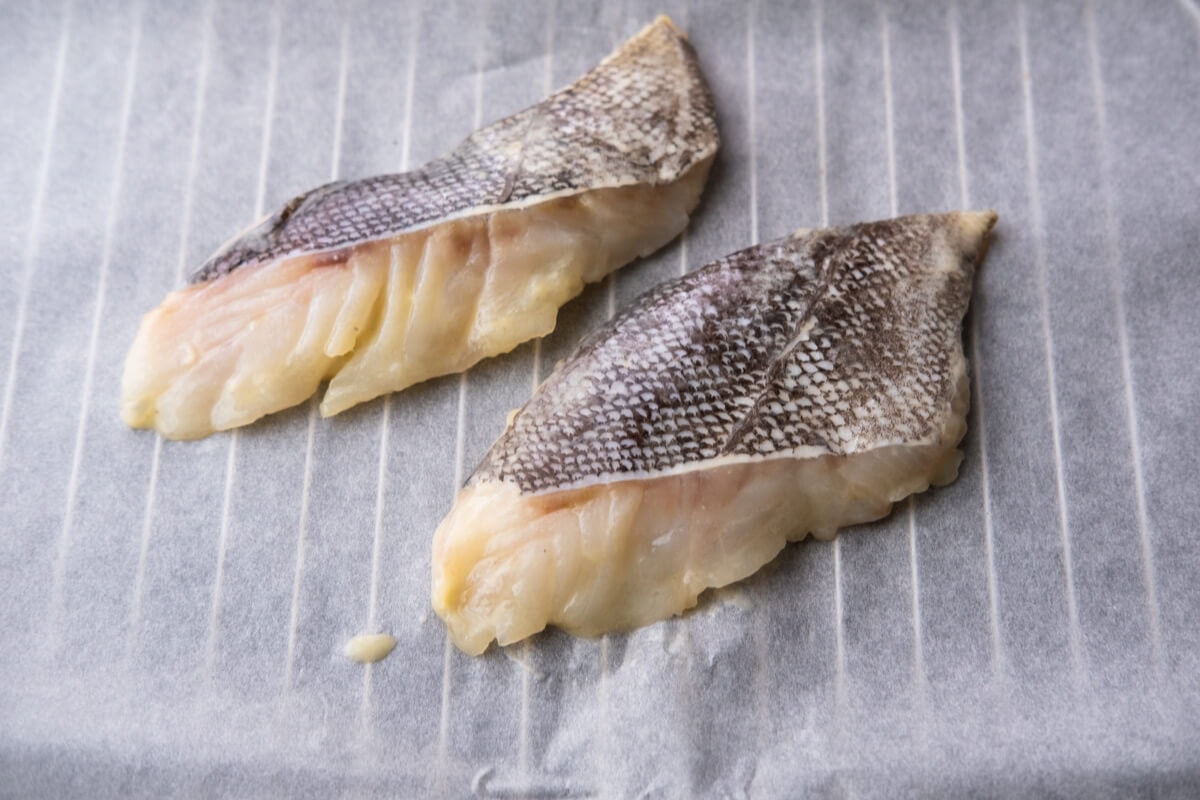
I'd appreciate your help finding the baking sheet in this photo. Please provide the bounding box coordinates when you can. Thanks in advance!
[2,0,1200,796]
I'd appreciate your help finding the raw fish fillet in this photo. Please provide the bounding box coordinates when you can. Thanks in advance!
[121,16,718,439]
[433,211,997,655]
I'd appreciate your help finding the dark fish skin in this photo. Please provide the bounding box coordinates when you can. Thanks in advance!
[471,212,998,495]
[192,16,718,284]
[123,16,718,440]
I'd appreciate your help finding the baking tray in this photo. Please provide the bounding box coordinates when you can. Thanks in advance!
[2,0,1199,796]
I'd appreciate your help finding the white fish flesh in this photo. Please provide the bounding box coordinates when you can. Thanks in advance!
[121,16,718,439]
[432,211,998,655]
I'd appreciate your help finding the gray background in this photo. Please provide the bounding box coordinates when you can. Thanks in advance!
[2,0,1199,796]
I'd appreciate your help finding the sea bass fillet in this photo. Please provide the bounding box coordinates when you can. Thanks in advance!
[121,16,718,439]
[433,211,997,655]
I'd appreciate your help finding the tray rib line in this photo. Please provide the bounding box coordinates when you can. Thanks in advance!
[0,3,71,466]
[518,640,532,785]
[329,17,350,188]
[206,0,282,682]
[881,6,898,219]
[49,0,144,655]
[206,430,239,678]
[813,0,844,703]
[748,1,759,246]
[361,4,421,718]
[1017,1,1084,685]
[516,5,558,783]
[129,0,214,659]
[1084,0,1163,677]
[747,0,774,747]
[880,2,926,698]
[745,0,780,758]
[284,14,350,695]
[439,6,489,774]
[284,399,318,691]
[361,395,390,713]
[814,0,828,228]
[172,0,215,287]
[951,0,1004,678]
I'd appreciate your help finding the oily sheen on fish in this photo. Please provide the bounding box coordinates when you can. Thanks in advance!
[433,211,997,655]
[121,16,718,439]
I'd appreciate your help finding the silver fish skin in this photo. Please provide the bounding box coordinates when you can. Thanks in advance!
[122,16,718,439]
[434,211,997,655]
[193,15,717,283]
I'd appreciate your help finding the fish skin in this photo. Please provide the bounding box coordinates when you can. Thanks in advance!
[434,211,997,653]
[192,15,718,284]
[122,16,719,439]
[471,211,998,495]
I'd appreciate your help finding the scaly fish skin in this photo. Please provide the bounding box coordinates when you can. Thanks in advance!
[122,16,718,439]
[433,211,997,655]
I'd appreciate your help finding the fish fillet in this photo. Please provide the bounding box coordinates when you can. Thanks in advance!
[433,211,997,655]
[121,16,718,439]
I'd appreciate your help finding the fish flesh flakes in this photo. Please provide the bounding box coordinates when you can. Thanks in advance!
[121,16,718,440]
[433,211,998,655]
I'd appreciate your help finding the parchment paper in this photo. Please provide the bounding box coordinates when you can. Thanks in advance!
[2,0,1199,796]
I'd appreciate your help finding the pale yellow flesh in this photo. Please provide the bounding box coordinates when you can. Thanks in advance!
[121,161,711,440]
[432,368,969,655]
